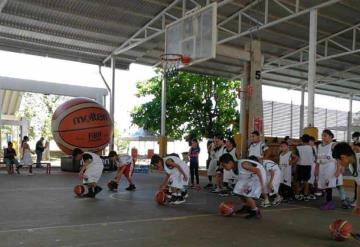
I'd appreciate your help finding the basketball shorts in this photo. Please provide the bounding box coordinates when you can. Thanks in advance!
[296,165,311,182]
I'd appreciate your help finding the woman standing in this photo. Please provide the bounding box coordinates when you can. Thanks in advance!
[21,136,33,175]
[188,139,200,189]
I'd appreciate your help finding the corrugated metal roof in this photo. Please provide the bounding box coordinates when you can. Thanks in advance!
[0,0,358,98]
[0,90,22,116]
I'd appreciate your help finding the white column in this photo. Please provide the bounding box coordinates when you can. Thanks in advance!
[160,75,166,136]
[0,90,3,149]
[110,57,116,150]
[347,94,353,142]
[307,9,318,127]
[290,100,293,138]
[300,86,305,136]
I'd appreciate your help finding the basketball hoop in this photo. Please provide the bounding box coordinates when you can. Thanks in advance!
[160,53,183,78]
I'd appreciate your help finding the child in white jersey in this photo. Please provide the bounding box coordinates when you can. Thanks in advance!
[332,142,360,216]
[248,131,268,161]
[205,135,225,190]
[279,141,294,202]
[219,154,266,219]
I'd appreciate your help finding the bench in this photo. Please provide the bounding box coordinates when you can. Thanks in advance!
[33,162,51,174]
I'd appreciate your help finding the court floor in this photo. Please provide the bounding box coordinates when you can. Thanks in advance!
[0,170,358,247]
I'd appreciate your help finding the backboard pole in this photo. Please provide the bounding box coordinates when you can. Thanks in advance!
[160,75,167,157]
[110,56,116,151]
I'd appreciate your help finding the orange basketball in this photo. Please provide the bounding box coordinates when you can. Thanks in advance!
[155,191,166,205]
[73,185,85,196]
[219,201,235,216]
[51,98,113,154]
[329,219,352,241]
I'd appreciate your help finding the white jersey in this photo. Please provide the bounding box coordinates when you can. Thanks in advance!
[279,151,292,187]
[262,160,281,195]
[317,143,343,189]
[248,142,268,158]
[296,145,316,166]
[164,155,189,190]
[354,153,360,185]
[208,145,225,176]
[232,159,266,199]
[83,152,103,184]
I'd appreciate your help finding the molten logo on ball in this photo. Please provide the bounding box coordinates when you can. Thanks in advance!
[51,98,113,154]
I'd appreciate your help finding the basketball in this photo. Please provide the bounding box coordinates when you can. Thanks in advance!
[51,97,113,154]
[155,191,166,205]
[219,201,235,216]
[73,185,85,196]
[329,219,352,241]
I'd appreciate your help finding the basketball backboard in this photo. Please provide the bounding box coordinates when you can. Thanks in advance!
[165,3,217,68]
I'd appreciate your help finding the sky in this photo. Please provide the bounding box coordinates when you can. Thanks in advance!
[0,49,359,132]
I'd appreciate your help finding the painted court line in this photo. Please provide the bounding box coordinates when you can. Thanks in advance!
[0,207,313,234]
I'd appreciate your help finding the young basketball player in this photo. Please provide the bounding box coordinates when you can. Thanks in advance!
[332,142,360,216]
[261,151,282,207]
[151,154,189,204]
[315,130,346,210]
[248,131,268,161]
[279,141,293,202]
[219,153,266,219]
[205,134,225,192]
[73,148,103,198]
[108,151,136,191]
[307,136,318,200]
[293,134,316,201]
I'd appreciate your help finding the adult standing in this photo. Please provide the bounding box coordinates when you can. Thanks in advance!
[21,136,33,175]
[35,137,45,167]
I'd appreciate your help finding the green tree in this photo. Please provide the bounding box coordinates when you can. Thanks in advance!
[131,71,240,140]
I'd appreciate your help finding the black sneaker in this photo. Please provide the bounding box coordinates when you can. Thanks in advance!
[204,183,213,189]
[83,193,95,198]
[94,186,103,195]
[172,196,186,205]
[181,191,189,199]
[219,190,230,197]
[235,206,250,214]
[16,167,20,174]
[125,184,136,191]
[245,209,261,219]
[169,195,177,204]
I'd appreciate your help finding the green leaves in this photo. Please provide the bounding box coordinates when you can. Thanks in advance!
[131,71,240,140]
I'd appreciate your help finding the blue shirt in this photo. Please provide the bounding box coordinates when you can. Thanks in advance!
[190,147,200,163]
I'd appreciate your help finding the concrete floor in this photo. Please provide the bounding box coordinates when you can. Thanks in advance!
[0,170,359,247]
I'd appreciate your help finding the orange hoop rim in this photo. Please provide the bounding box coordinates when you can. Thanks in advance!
[160,53,183,62]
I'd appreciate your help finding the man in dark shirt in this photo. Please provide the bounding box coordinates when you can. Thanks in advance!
[4,142,20,174]
[35,137,45,167]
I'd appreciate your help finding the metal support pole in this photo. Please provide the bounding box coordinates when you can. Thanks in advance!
[270,101,274,136]
[347,94,353,142]
[110,57,116,151]
[290,100,293,138]
[307,9,317,127]
[325,109,328,128]
[161,76,166,136]
[300,86,305,136]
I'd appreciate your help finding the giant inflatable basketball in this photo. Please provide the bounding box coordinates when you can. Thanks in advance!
[51,97,113,155]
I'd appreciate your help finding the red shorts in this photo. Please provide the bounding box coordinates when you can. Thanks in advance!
[122,164,134,178]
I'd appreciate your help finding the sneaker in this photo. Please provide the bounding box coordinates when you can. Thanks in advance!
[16,167,20,174]
[83,193,95,198]
[245,209,261,219]
[165,191,172,199]
[169,195,177,204]
[272,196,282,206]
[235,206,251,214]
[314,190,323,197]
[309,194,317,200]
[303,195,310,202]
[219,190,230,197]
[181,191,189,199]
[295,194,304,201]
[260,201,271,208]
[125,184,136,191]
[204,183,213,189]
[321,201,336,210]
[341,199,352,209]
[211,187,221,193]
[28,173,34,176]
[172,196,186,205]
[351,199,357,208]
[94,186,103,195]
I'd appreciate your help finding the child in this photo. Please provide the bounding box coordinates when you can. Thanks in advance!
[292,134,316,201]
[261,151,282,207]
[248,131,268,161]
[279,141,293,202]
[307,136,318,200]
[4,142,21,175]
[21,136,33,175]
[219,153,266,219]
[219,137,240,196]
[205,134,225,191]
[108,151,136,191]
[188,139,200,189]
[73,148,103,198]
[315,129,347,210]
[151,154,189,204]
[332,142,360,216]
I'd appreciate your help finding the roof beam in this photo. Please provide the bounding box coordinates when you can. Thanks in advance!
[0,0,7,12]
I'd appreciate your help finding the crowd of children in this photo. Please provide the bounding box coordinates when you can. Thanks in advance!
[70,129,359,219]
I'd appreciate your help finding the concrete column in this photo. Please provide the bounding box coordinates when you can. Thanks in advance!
[159,74,167,157]
[242,40,263,156]
[240,62,250,157]
[347,94,353,142]
[307,9,317,127]
[0,90,3,149]
[300,86,305,136]
[110,57,116,151]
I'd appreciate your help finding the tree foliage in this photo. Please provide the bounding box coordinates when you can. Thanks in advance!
[131,71,240,140]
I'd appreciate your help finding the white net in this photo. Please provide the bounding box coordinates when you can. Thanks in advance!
[160,54,182,78]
